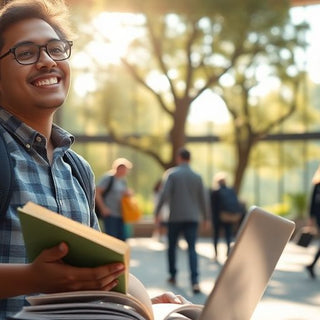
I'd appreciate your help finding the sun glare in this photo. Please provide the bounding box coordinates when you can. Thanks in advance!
[91,12,145,64]
[71,12,144,96]
[73,73,97,98]
[72,12,145,67]
[188,90,230,125]
[291,5,320,83]
[71,6,320,120]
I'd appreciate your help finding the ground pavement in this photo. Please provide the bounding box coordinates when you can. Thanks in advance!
[127,236,320,320]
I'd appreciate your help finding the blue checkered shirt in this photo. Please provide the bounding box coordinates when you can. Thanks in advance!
[0,108,99,319]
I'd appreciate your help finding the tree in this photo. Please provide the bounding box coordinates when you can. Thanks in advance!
[69,0,309,192]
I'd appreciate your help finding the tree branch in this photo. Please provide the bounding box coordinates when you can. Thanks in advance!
[145,16,179,102]
[184,20,200,97]
[108,127,169,168]
[121,57,174,116]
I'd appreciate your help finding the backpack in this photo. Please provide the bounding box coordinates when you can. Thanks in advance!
[218,186,241,213]
[0,132,93,217]
[95,175,114,218]
[218,186,242,224]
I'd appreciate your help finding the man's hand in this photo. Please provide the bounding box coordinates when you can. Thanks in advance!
[100,206,111,217]
[29,242,125,293]
[151,292,191,304]
[0,242,126,299]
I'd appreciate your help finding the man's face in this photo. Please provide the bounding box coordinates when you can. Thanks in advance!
[117,165,129,177]
[0,18,70,119]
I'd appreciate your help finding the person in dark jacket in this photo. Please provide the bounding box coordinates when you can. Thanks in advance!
[210,172,242,260]
[306,166,320,279]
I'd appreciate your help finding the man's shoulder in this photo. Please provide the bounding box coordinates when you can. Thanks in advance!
[98,172,114,183]
[218,186,238,200]
[164,166,180,178]
[184,166,202,179]
[171,165,202,181]
[65,149,92,173]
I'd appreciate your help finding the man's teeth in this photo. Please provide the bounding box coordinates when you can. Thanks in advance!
[34,77,58,87]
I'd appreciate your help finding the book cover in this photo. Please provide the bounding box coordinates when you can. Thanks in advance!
[18,201,130,293]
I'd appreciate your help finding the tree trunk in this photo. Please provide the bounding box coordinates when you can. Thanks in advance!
[233,134,255,194]
[167,97,190,169]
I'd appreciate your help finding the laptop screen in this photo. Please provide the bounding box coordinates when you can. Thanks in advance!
[200,206,295,320]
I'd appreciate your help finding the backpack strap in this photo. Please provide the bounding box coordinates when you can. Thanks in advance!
[103,175,114,197]
[95,175,114,218]
[63,149,94,211]
[0,132,13,216]
[0,132,93,217]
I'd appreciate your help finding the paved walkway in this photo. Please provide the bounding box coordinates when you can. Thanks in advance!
[127,236,320,320]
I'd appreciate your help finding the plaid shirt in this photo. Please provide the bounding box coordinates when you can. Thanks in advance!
[0,108,99,319]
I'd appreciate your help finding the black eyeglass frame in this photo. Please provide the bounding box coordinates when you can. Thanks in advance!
[0,39,73,65]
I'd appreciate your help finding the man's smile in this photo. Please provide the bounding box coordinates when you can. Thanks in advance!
[31,76,59,87]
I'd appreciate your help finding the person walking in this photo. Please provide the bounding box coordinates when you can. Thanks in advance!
[154,147,209,294]
[95,158,133,241]
[305,165,320,279]
[209,172,243,260]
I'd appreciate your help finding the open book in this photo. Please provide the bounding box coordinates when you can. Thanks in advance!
[13,205,295,320]
[18,201,130,293]
[9,275,202,320]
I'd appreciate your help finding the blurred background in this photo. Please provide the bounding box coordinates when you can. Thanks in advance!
[40,0,320,221]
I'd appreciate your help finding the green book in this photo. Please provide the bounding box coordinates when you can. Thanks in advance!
[18,201,130,294]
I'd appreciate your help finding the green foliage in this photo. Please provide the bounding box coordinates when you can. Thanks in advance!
[264,192,307,219]
[264,202,290,217]
[283,192,308,219]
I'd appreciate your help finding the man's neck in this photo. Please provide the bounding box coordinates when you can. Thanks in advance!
[3,107,55,141]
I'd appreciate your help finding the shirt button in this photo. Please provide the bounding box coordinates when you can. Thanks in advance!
[25,143,31,149]
[36,136,42,143]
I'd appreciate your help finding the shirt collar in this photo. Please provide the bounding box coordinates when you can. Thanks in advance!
[0,107,74,151]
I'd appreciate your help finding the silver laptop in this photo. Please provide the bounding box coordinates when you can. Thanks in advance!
[200,206,295,320]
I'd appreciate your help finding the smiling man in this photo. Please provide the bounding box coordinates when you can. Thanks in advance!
[0,1,185,319]
[0,1,127,318]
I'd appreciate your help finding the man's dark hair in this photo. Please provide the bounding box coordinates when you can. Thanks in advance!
[178,147,191,161]
[0,0,73,51]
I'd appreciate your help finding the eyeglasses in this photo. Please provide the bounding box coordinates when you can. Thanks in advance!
[0,39,73,65]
